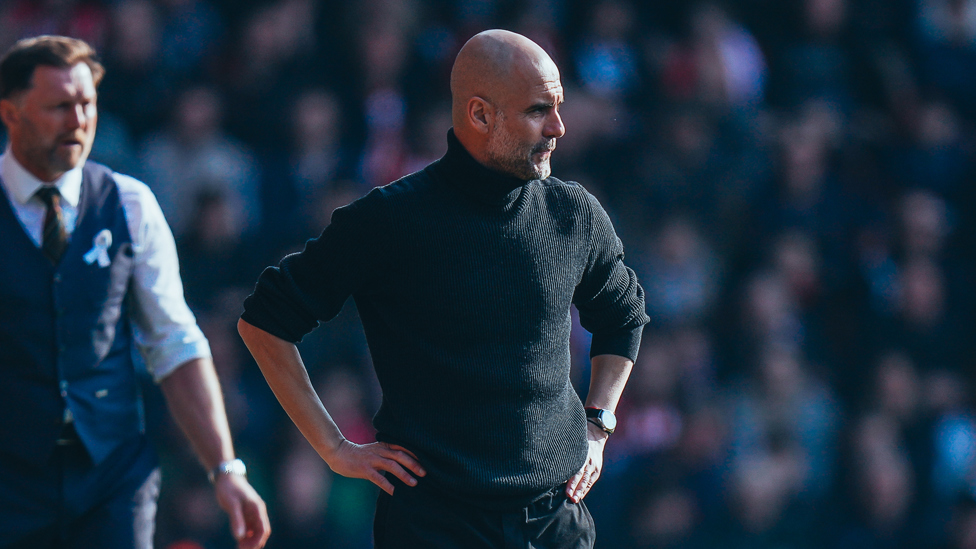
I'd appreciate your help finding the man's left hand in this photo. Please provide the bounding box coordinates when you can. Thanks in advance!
[566,422,608,503]
[214,473,271,549]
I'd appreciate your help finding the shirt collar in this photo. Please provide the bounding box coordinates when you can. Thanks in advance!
[0,147,84,207]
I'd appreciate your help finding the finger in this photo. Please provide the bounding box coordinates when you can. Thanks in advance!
[566,468,585,499]
[384,445,427,477]
[387,444,419,460]
[238,528,258,549]
[239,499,270,549]
[588,465,601,486]
[578,463,602,501]
[244,499,270,541]
[369,470,397,495]
[378,458,419,487]
[571,467,592,502]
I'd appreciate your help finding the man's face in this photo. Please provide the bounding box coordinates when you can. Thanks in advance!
[1,63,98,182]
[484,63,565,181]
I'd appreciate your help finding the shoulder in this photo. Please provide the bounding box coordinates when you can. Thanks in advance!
[532,175,600,212]
[110,171,164,216]
[535,175,590,198]
[110,171,154,202]
[80,160,146,199]
[340,167,435,216]
[380,166,437,199]
[82,161,163,220]
[108,170,172,247]
[537,175,580,191]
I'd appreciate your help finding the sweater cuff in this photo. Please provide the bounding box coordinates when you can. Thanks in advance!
[241,291,315,344]
[590,325,644,362]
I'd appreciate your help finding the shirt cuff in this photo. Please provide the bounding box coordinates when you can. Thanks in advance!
[145,330,212,382]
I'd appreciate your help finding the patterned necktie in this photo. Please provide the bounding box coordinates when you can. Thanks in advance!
[35,186,69,264]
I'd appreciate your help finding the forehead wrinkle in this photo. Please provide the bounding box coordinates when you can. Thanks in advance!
[30,63,96,103]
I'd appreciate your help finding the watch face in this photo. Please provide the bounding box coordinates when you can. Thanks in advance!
[587,408,617,433]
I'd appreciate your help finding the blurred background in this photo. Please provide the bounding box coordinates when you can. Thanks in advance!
[2,0,976,547]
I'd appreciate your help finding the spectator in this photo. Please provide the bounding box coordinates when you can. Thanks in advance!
[138,85,261,237]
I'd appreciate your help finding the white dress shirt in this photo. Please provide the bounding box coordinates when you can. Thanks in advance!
[0,150,211,381]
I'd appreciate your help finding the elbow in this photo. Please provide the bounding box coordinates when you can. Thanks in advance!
[237,317,255,345]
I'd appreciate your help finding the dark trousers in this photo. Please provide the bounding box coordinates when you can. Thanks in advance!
[0,430,160,549]
[374,477,595,549]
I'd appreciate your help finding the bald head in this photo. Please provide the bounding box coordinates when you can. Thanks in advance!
[451,30,555,116]
[450,30,565,180]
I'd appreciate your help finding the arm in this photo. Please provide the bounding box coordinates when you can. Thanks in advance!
[114,177,270,547]
[566,353,633,502]
[565,191,647,502]
[237,318,425,495]
[160,358,270,549]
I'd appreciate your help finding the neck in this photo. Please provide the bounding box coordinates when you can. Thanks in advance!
[437,129,528,207]
[9,147,62,183]
[453,128,493,168]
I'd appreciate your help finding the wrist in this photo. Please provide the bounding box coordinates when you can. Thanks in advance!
[584,407,616,436]
[326,435,349,458]
[586,420,610,442]
[208,458,247,484]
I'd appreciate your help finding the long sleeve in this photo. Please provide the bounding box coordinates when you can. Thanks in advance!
[241,190,389,343]
[115,173,211,381]
[573,190,649,361]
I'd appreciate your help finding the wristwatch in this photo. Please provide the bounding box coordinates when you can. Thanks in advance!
[585,407,616,435]
[208,458,247,484]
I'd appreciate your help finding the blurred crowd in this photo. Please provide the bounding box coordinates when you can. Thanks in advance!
[2,0,976,547]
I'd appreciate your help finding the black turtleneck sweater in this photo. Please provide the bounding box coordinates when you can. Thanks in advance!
[242,130,649,506]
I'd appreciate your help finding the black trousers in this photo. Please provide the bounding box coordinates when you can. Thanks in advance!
[0,430,160,549]
[374,477,595,549]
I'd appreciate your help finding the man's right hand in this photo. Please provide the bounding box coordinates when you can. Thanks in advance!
[238,319,426,495]
[214,473,271,549]
[327,439,426,495]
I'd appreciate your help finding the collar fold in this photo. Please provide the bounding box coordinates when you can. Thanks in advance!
[436,129,529,207]
[0,148,84,207]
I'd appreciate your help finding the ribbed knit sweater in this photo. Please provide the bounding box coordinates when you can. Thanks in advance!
[242,130,649,506]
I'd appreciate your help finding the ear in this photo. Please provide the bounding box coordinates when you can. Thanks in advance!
[0,99,19,130]
[467,96,494,135]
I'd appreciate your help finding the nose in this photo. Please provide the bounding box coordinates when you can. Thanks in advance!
[67,103,92,130]
[544,110,565,139]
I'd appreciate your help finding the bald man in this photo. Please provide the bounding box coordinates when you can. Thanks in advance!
[239,29,649,548]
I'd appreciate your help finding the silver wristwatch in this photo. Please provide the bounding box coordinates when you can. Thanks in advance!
[585,407,617,435]
[208,458,247,484]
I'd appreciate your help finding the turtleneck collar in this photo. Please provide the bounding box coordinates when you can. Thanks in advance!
[435,128,529,207]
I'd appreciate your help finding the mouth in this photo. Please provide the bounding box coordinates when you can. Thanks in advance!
[58,133,86,148]
[532,147,555,160]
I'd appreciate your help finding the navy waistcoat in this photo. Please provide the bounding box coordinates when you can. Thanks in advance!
[0,161,141,467]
